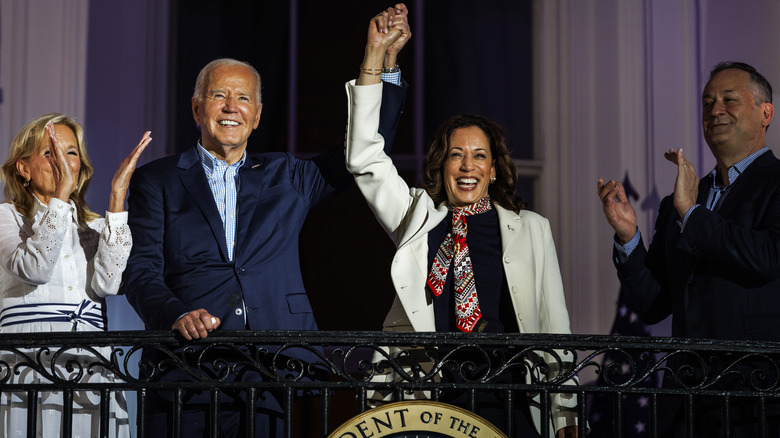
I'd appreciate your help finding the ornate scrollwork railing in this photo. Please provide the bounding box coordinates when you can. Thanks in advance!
[1,331,780,437]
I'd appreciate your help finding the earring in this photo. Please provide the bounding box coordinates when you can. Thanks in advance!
[490,177,496,183]
[22,179,29,188]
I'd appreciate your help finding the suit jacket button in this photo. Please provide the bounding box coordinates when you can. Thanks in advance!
[235,308,243,316]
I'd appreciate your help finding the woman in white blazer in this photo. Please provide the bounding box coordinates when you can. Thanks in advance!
[345,7,580,438]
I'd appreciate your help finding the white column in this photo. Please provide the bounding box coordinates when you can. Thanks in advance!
[0,0,88,157]
[534,0,701,336]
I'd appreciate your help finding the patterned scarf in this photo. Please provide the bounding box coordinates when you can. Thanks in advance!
[427,195,493,332]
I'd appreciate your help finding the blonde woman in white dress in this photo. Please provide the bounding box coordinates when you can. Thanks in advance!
[0,114,150,437]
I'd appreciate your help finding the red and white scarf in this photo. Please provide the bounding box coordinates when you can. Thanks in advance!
[426,196,492,332]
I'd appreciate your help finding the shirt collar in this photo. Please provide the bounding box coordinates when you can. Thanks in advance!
[196,141,246,174]
[708,146,769,188]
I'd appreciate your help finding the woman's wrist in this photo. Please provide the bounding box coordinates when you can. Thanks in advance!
[357,48,386,85]
[363,46,386,69]
[108,191,125,213]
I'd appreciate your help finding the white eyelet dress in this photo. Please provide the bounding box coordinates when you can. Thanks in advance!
[0,197,131,438]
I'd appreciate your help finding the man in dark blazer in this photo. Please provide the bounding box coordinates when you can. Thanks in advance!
[598,62,780,437]
[123,7,411,436]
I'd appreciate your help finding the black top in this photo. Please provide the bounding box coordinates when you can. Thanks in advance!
[427,208,519,333]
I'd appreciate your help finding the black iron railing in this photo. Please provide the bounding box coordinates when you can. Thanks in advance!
[1,331,780,437]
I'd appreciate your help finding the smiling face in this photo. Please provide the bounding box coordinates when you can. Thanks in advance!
[192,64,262,162]
[701,68,772,165]
[16,124,81,205]
[442,126,496,208]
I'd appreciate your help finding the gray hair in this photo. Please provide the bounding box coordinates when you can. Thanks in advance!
[192,58,262,104]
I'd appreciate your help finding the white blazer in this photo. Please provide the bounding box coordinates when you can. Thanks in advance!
[345,80,579,435]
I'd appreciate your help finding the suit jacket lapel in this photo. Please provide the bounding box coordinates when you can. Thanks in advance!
[696,176,711,206]
[715,150,775,218]
[234,156,266,261]
[177,147,230,261]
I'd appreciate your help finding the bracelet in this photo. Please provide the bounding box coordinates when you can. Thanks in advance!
[382,64,400,73]
[360,65,383,75]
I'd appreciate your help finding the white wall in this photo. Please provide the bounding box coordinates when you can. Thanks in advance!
[0,0,88,156]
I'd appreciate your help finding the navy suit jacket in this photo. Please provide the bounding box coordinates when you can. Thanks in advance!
[124,81,407,333]
[615,150,780,341]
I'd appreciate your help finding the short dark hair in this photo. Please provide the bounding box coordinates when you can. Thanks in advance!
[710,61,772,105]
[421,114,526,213]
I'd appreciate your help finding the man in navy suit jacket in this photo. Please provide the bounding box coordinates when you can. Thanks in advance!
[598,62,780,437]
[123,6,411,436]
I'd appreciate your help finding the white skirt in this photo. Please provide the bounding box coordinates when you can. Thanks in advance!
[0,320,129,438]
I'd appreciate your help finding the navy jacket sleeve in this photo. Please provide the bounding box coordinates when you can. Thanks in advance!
[287,78,408,210]
[378,79,408,155]
[123,158,192,329]
[614,151,780,339]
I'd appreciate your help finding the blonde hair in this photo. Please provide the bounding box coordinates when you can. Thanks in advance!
[1,113,99,223]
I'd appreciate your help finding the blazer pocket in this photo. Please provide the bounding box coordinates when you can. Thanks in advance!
[286,293,313,314]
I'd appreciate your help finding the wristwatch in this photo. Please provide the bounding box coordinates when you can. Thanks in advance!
[382,64,400,73]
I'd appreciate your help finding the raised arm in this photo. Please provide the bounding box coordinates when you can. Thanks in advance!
[108,131,152,213]
[346,5,430,241]
[357,6,406,86]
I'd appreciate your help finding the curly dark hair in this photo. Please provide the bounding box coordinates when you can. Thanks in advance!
[421,114,526,213]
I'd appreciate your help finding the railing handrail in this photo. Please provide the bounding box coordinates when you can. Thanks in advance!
[2,329,779,351]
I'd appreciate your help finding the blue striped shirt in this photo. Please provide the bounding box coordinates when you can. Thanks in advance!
[197,142,245,261]
[700,146,768,213]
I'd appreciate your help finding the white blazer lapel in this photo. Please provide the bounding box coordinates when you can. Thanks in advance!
[496,206,538,333]
[391,206,448,332]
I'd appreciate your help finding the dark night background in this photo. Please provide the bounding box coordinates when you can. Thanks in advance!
[168,0,532,331]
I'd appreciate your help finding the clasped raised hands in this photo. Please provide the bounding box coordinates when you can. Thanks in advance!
[379,4,411,65]
[359,3,411,85]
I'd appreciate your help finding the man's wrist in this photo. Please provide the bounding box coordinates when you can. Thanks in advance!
[383,52,398,69]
